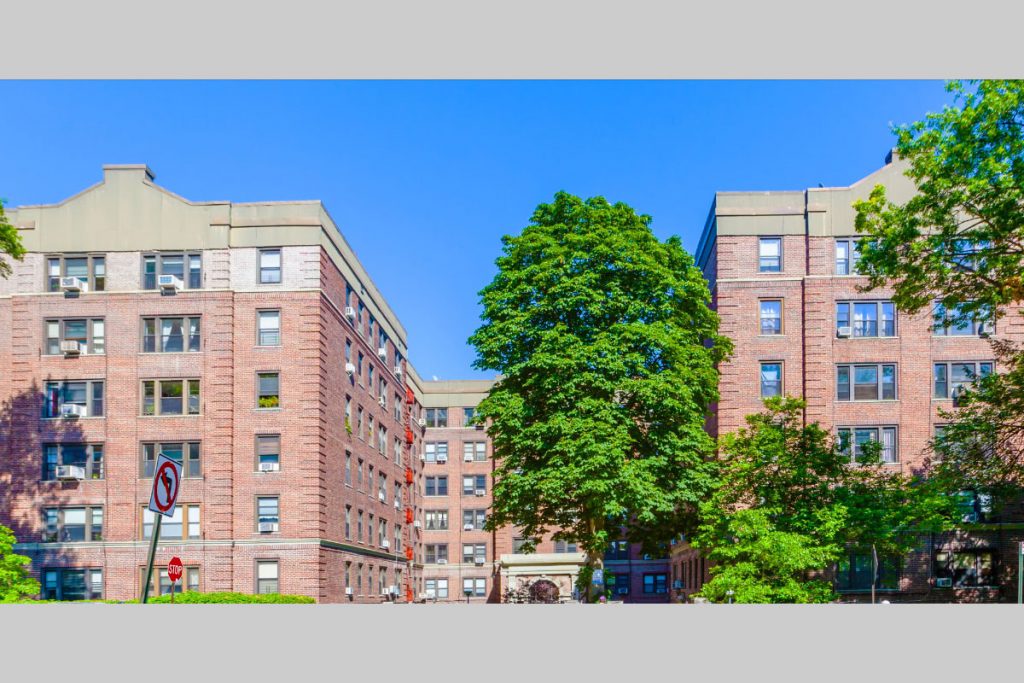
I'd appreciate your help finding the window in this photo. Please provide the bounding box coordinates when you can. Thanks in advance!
[836,301,896,337]
[44,318,105,355]
[257,372,280,408]
[394,482,402,508]
[934,361,993,400]
[425,510,449,530]
[259,249,282,284]
[378,473,387,503]
[141,379,201,416]
[934,549,994,587]
[257,497,280,529]
[345,452,352,486]
[512,537,531,553]
[425,476,448,496]
[41,568,103,601]
[357,406,364,438]
[43,443,104,480]
[463,442,487,462]
[604,540,629,561]
[256,435,280,471]
[43,380,104,418]
[643,573,668,594]
[759,300,782,335]
[378,426,387,457]
[836,364,896,401]
[463,407,477,427]
[948,238,989,273]
[368,466,374,498]
[357,351,364,383]
[463,475,486,495]
[425,578,448,599]
[425,544,448,564]
[932,301,993,336]
[835,238,862,275]
[835,552,899,591]
[837,426,898,464]
[553,540,579,553]
[758,237,782,273]
[142,566,200,597]
[368,364,375,395]
[357,459,364,489]
[345,506,352,540]
[142,505,201,540]
[394,396,402,422]
[609,572,630,595]
[425,408,447,428]
[463,543,486,564]
[256,560,279,594]
[143,252,201,290]
[394,438,402,466]
[42,506,103,542]
[368,415,374,442]
[357,510,364,542]
[760,362,782,398]
[257,310,281,346]
[463,578,486,597]
[141,316,201,353]
[463,509,486,530]
[47,255,105,292]
[425,442,448,463]
[141,442,201,478]
[378,519,388,547]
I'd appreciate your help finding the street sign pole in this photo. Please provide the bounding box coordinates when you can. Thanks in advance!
[141,514,163,604]
[1018,541,1023,606]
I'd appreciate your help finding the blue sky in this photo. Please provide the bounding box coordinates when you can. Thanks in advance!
[0,80,956,379]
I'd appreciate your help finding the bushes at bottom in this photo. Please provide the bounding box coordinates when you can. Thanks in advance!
[147,591,314,604]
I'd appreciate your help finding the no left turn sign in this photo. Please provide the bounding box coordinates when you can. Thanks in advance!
[148,454,181,518]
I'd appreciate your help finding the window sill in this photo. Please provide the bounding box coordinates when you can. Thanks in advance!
[834,336,899,341]
[254,407,282,412]
[834,400,899,404]
[756,334,786,338]
[42,352,106,357]
[139,414,203,418]
[255,345,283,350]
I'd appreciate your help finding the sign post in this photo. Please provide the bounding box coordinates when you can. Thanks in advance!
[142,454,181,604]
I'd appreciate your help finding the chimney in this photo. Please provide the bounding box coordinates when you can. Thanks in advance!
[102,164,155,183]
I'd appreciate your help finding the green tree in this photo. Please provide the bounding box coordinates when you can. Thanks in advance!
[693,397,950,603]
[469,191,731,596]
[0,199,27,279]
[0,524,40,602]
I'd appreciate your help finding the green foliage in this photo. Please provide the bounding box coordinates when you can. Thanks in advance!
[693,397,950,603]
[854,80,1024,327]
[469,191,732,567]
[0,524,41,603]
[0,199,27,280]
[258,395,280,409]
[147,591,314,604]
[345,416,352,435]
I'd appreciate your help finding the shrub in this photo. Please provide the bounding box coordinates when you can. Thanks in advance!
[147,591,314,604]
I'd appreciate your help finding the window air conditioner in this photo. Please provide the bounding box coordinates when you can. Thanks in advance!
[258,522,279,533]
[379,397,387,408]
[378,491,386,501]
[474,559,485,567]
[345,587,353,595]
[475,424,484,431]
[158,274,183,291]
[60,404,87,418]
[55,465,86,481]
[437,558,447,565]
[936,577,953,588]
[394,365,403,377]
[345,362,356,375]
[60,340,82,356]
[419,454,426,462]
[424,590,435,599]
[436,455,447,464]
[382,539,390,548]
[413,520,422,528]
[344,306,356,321]
[464,453,473,462]
[474,490,485,497]
[979,321,995,337]
[259,462,279,472]
[60,276,87,293]
[417,418,426,427]
[377,347,387,360]
[836,326,852,338]
[463,523,473,531]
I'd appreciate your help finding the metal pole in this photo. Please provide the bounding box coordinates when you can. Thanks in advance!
[1018,542,1022,605]
[141,514,163,604]
[872,544,878,605]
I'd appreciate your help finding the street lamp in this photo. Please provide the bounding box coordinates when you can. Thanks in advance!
[726,589,734,605]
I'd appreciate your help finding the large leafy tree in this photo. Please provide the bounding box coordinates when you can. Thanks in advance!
[0,524,40,603]
[693,398,950,603]
[854,80,1024,499]
[470,191,731,592]
[0,199,27,279]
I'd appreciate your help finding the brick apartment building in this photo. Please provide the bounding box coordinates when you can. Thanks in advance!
[670,152,1024,603]
[0,165,427,603]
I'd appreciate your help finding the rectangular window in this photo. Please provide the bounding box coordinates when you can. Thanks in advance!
[41,568,103,601]
[141,505,200,540]
[643,573,668,594]
[259,249,282,284]
[553,540,579,553]
[934,549,994,587]
[462,475,486,495]
[609,572,630,595]
[835,301,896,338]
[758,237,782,273]
[140,442,201,478]
[345,452,352,486]
[44,318,105,355]
[143,252,201,290]
[142,565,200,597]
[257,372,280,408]
[257,497,280,529]
[141,316,201,353]
[425,510,449,530]
[357,510,364,542]
[836,364,896,401]
[345,506,352,540]
[140,379,201,416]
[425,544,448,564]
[256,435,280,471]
[933,361,993,400]
[425,578,449,599]
[759,300,782,335]
[425,476,448,496]
[835,552,899,591]
[462,543,487,564]
[425,408,448,428]
[835,239,861,276]
[42,506,103,543]
[932,302,993,336]
[463,442,487,462]
[47,255,106,292]
[256,560,279,594]
[257,310,281,346]
[760,362,782,398]
[463,577,486,597]
[462,509,487,530]
[425,442,448,463]
[43,380,104,418]
[43,443,104,480]
[837,426,898,464]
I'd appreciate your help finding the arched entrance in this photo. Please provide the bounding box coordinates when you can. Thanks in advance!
[529,579,560,604]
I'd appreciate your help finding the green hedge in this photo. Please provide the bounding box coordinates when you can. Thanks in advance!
[146,592,314,604]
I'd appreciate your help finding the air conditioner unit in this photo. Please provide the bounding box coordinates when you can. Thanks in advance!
[424,589,435,599]
[464,453,473,462]
[390,585,399,595]
[474,490,485,497]
[259,462,279,472]
[345,362,356,375]
[417,418,426,427]
[616,587,629,595]
[474,559,485,566]
[419,454,426,462]
[60,404,87,418]
[60,340,82,356]
[413,520,422,529]
[377,347,387,360]
[437,558,447,565]
[344,306,356,321]
[394,499,401,509]
[836,326,852,338]
[258,522,279,533]
[378,397,387,408]
[345,587,353,595]
[60,276,87,293]
[55,465,85,481]
[463,523,474,531]
[157,274,183,291]
[936,577,953,588]
[378,491,386,501]
[436,455,447,464]
[979,321,995,337]
[672,580,684,589]
[475,424,484,431]
[382,539,390,548]
[394,365,403,377]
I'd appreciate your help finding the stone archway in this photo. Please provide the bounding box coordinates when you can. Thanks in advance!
[529,579,560,604]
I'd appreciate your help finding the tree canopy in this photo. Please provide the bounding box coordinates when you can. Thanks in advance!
[0,524,40,603]
[469,191,731,580]
[0,199,27,279]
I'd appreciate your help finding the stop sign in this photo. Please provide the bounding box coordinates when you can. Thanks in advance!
[167,557,183,583]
